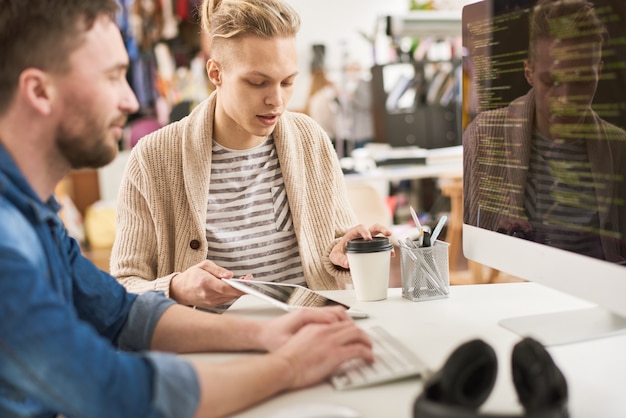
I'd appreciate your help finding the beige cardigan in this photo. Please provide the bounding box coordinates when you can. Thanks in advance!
[110,93,358,295]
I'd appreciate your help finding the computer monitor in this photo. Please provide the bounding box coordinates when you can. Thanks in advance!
[462,0,626,345]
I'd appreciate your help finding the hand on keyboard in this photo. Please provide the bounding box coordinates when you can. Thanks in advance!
[331,325,427,390]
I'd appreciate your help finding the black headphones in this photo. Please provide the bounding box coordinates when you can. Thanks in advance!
[413,337,569,418]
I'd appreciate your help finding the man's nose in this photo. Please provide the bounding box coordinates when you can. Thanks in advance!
[554,83,572,103]
[265,85,283,108]
[122,80,140,114]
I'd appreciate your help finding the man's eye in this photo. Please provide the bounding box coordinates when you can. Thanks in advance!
[542,79,558,87]
[109,73,124,82]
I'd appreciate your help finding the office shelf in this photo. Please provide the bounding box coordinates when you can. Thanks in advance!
[390,10,462,39]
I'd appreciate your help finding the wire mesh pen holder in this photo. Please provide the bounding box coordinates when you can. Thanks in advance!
[400,241,450,301]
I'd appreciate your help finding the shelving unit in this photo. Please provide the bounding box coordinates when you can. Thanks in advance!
[371,60,461,149]
[371,11,463,149]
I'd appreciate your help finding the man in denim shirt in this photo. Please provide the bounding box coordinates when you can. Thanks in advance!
[0,2,374,417]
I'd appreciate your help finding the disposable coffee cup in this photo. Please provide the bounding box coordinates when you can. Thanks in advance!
[345,237,393,301]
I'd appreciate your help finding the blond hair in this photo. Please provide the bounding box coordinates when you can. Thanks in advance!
[200,0,300,61]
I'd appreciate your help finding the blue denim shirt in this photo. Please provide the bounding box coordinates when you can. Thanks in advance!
[0,145,199,418]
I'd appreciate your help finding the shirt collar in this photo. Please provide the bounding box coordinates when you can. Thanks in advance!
[0,143,61,223]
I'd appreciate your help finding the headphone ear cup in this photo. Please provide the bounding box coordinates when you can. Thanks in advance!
[424,339,498,409]
[511,337,568,414]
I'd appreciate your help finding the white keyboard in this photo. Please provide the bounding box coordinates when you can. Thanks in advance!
[330,325,428,390]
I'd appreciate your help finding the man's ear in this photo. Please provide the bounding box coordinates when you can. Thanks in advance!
[207,59,222,87]
[598,60,604,79]
[19,68,55,115]
[523,60,533,86]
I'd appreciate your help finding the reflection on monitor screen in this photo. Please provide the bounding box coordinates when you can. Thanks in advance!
[462,0,626,345]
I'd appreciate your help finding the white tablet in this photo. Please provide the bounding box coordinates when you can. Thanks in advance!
[223,279,368,319]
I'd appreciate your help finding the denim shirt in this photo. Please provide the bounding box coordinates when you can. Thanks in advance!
[0,145,199,418]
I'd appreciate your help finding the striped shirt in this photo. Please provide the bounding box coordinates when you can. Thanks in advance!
[205,136,305,311]
[524,130,604,259]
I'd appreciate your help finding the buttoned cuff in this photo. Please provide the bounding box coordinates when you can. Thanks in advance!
[322,238,353,287]
[117,291,176,351]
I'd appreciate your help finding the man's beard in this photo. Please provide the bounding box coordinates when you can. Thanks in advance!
[55,109,127,169]
[56,128,119,170]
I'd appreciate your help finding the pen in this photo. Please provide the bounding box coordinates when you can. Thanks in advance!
[409,206,424,246]
[409,206,423,234]
[422,231,431,247]
[430,215,448,244]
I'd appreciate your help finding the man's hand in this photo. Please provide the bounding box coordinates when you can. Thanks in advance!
[329,223,393,269]
[169,260,250,308]
[187,312,373,417]
[271,320,374,389]
[257,306,354,351]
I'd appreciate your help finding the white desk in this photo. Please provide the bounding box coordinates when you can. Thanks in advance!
[343,145,463,185]
[343,160,463,184]
[185,283,626,418]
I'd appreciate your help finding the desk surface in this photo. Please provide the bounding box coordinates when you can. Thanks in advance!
[343,161,463,183]
[185,283,626,418]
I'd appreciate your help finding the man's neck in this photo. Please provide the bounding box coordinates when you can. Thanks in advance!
[0,118,67,202]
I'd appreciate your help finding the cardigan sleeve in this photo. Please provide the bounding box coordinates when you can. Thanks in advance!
[321,238,352,286]
[324,156,358,287]
[312,120,358,287]
[110,149,174,296]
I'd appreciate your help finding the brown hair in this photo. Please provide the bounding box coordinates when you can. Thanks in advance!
[200,0,300,62]
[0,0,118,114]
[528,0,607,65]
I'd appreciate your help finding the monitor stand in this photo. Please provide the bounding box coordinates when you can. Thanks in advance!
[499,306,626,346]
